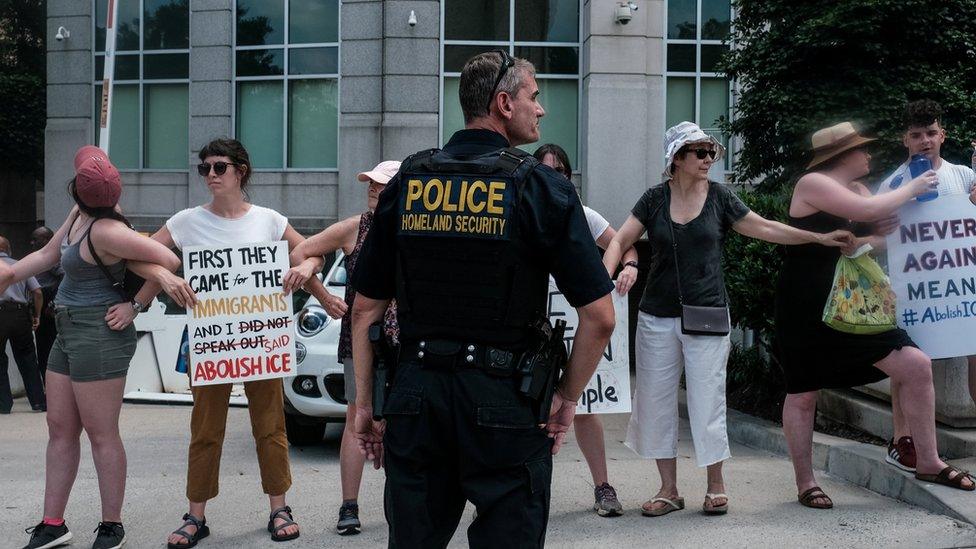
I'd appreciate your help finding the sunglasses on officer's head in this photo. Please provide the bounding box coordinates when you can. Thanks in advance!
[684,148,717,160]
[197,161,239,177]
[486,49,516,113]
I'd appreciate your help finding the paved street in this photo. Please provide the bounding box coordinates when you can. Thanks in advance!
[1,399,975,549]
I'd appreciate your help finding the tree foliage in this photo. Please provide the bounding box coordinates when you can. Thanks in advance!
[720,0,976,337]
[0,0,46,179]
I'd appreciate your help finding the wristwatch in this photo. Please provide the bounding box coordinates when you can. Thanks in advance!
[130,300,144,314]
[623,260,639,269]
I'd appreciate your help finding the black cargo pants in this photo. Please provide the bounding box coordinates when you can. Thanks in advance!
[382,354,553,549]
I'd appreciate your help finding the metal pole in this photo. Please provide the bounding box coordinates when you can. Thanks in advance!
[97,0,121,153]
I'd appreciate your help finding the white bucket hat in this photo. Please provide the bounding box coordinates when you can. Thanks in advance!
[662,121,726,180]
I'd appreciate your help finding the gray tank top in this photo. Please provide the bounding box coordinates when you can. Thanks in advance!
[55,219,126,306]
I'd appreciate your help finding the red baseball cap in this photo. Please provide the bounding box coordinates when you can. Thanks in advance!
[73,145,122,208]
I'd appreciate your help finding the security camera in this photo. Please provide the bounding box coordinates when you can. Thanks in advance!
[408,10,417,27]
[614,2,637,25]
[55,26,70,41]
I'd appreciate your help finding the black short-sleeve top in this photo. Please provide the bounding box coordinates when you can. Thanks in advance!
[631,180,750,318]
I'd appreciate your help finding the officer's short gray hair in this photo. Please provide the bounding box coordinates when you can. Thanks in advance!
[458,52,536,124]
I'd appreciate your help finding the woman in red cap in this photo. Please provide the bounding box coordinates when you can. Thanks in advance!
[5,145,193,549]
[289,159,401,536]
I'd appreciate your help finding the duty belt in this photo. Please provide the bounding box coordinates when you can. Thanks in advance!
[400,339,525,377]
[0,302,27,311]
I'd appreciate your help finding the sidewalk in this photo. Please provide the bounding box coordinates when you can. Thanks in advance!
[1,400,974,548]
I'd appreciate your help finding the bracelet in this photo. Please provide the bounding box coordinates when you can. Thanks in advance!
[623,261,638,269]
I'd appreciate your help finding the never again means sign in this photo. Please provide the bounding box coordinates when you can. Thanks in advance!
[183,241,297,386]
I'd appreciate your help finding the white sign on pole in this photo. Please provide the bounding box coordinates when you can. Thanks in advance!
[183,241,297,386]
[887,195,976,359]
[547,280,631,414]
[98,0,120,151]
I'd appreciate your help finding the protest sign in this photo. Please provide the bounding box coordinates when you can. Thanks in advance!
[183,241,297,386]
[887,196,976,359]
[548,280,631,414]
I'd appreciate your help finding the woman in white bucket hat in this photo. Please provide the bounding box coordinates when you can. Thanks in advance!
[602,121,854,517]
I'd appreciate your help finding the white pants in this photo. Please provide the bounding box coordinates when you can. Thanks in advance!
[625,313,732,467]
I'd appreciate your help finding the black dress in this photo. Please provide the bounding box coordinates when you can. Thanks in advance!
[774,211,917,394]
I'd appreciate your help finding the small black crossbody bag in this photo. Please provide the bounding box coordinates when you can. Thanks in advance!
[664,185,731,336]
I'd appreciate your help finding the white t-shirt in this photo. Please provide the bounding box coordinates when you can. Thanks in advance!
[877,159,975,197]
[583,206,611,241]
[166,205,288,249]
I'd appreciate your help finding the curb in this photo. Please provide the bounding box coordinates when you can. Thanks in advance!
[718,401,976,526]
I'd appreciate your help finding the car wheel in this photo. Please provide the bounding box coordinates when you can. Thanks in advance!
[285,413,327,446]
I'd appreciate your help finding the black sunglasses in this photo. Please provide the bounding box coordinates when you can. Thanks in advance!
[486,49,516,113]
[197,161,239,177]
[686,148,717,160]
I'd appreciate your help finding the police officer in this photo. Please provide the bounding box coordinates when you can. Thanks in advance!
[349,51,616,548]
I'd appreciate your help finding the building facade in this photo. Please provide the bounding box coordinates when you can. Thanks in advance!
[45,0,732,233]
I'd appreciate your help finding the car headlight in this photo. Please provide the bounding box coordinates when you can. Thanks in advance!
[297,305,330,337]
[295,341,307,363]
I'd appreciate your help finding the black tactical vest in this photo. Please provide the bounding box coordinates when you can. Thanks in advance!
[394,147,549,347]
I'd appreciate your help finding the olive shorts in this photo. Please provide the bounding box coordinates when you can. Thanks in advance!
[47,305,137,382]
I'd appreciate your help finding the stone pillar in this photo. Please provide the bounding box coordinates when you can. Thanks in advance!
[581,0,664,227]
[189,0,234,208]
[46,0,95,224]
[381,1,440,161]
[338,0,384,220]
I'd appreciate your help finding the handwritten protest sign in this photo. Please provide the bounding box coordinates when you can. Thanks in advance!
[548,280,631,414]
[887,196,976,359]
[183,241,296,386]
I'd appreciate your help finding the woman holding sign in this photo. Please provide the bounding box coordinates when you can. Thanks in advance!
[602,122,854,518]
[289,160,400,536]
[5,146,191,549]
[776,122,973,509]
[114,138,324,547]
[533,143,638,517]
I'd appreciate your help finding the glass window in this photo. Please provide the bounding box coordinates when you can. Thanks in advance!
[96,0,141,51]
[701,0,732,40]
[236,0,285,46]
[444,45,498,73]
[288,80,338,168]
[145,84,189,168]
[667,0,696,39]
[665,78,695,129]
[236,49,285,76]
[513,46,578,75]
[93,0,189,170]
[237,82,284,168]
[665,0,733,171]
[235,0,339,169]
[94,84,140,169]
[442,1,581,168]
[144,53,189,79]
[445,0,508,41]
[144,0,190,50]
[289,0,338,43]
[666,44,696,72]
[514,0,579,42]
[288,47,338,75]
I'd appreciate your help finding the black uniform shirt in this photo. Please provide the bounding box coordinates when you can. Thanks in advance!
[352,129,613,311]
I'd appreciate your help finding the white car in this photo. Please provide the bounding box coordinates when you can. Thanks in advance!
[282,253,350,445]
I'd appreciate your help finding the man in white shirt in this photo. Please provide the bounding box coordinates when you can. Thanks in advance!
[877,99,976,472]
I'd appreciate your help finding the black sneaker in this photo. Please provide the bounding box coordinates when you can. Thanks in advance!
[336,502,361,536]
[92,522,126,549]
[22,521,72,549]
